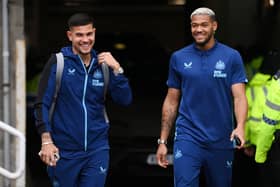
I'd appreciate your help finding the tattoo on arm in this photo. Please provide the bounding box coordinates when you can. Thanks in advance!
[161,108,176,131]
[161,96,179,135]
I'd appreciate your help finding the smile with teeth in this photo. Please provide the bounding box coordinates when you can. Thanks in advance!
[195,35,205,39]
[80,44,90,49]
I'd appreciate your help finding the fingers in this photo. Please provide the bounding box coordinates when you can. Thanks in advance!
[156,152,169,168]
[244,148,255,157]
[230,129,245,148]
[97,52,119,69]
[39,152,59,166]
[38,151,55,166]
[38,146,59,166]
[156,144,169,168]
[231,135,245,149]
[49,153,57,166]
[97,52,111,64]
[157,155,169,168]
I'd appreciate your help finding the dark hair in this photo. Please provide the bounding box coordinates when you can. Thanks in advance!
[67,13,94,28]
[259,49,280,75]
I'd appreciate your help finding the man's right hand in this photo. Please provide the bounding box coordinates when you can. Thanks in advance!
[244,146,256,157]
[39,142,59,166]
[156,144,169,168]
[39,132,59,166]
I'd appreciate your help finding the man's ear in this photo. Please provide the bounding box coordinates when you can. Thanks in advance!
[213,21,218,32]
[67,30,72,41]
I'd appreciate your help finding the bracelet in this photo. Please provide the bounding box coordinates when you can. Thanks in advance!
[41,141,53,146]
[157,139,167,145]
[113,67,124,76]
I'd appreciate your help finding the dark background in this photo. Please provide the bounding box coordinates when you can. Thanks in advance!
[25,0,280,186]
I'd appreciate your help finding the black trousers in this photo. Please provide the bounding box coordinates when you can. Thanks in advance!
[258,130,280,187]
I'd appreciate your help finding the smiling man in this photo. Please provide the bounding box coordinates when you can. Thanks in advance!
[156,7,248,187]
[34,13,132,187]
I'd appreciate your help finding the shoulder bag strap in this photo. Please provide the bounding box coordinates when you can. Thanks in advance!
[101,63,110,123]
[49,52,64,122]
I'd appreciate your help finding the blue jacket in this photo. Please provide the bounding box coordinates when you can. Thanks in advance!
[34,46,132,158]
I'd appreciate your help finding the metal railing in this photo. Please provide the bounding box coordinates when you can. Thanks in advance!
[0,121,25,179]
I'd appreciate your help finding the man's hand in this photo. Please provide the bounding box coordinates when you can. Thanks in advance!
[230,127,245,149]
[156,144,169,168]
[97,52,120,71]
[244,146,256,157]
[38,142,59,167]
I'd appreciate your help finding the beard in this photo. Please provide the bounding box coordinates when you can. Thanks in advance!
[196,37,211,47]
[193,30,214,48]
[79,49,91,55]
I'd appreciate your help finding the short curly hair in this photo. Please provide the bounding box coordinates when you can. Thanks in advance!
[190,7,216,21]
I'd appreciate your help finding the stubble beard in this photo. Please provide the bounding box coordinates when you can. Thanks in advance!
[76,40,94,56]
[195,34,212,48]
[77,45,92,56]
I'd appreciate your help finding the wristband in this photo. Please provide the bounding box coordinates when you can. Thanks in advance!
[42,141,53,146]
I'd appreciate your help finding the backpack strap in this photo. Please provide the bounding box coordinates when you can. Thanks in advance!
[48,54,109,124]
[49,52,64,122]
[101,63,109,99]
[101,63,110,123]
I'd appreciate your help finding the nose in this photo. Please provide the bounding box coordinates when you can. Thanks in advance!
[196,25,203,32]
[81,35,90,43]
